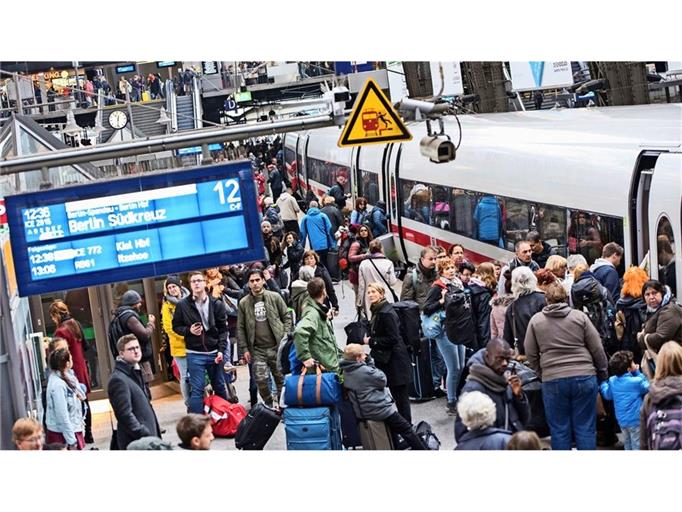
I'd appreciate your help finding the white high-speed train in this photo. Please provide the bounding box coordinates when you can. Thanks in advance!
[284,104,682,294]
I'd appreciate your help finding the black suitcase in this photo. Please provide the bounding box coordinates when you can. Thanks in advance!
[408,338,435,401]
[392,301,420,351]
[337,398,362,449]
[511,361,550,438]
[327,249,340,282]
[234,403,281,450]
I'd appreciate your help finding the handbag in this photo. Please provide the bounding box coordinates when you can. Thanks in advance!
[203,394,247,437]
[283,364,342,406]
[344,311,370,345]
[368,258,399,302]
[420,311,444,339]
[640,335,658,381]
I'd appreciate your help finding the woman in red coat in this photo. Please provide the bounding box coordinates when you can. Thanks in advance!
[49,300,93,444]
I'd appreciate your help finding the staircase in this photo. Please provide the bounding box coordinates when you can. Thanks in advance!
[175,95,196,131]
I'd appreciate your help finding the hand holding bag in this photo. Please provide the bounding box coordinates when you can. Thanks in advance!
[344,311,370,345]
[283,364,342,406]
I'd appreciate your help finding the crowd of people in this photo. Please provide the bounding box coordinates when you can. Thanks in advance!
[11,139,682,450]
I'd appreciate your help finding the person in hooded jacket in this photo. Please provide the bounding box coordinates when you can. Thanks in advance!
[161,275,191,410]
[299,200,336,270]
[362,283,414,423]
[455,391,512,450]
[590,242,623,302]
[341,344,426,449]
[638,279,682,354]
[465,262,496,350]
[503,267,546,356]
[639,341,682,450]
[615,266,649,362]
[320,195,344,238]
[473,195,503,247]
[368,200,388,238]
[290,265,316,322]
[524,282,608,450]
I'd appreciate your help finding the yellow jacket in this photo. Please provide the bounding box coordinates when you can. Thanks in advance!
[161,300,186,357]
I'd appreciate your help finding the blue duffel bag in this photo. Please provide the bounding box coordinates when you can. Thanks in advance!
[283,364,342,407]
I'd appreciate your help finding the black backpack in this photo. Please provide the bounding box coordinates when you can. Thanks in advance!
[392,300,420,351]
[108,311,132,358]
[443,287,477,348]
[574,281,617,352]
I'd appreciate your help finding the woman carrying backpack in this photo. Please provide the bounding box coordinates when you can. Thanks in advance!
[350,197,369,228]
[615,267,649,363]
[639,341,682,450]
[422,258,467,415]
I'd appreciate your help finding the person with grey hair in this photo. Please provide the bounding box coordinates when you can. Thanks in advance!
[502,267,546,356]
[455,391,512,450]
[497,240,540,295]
[564,254,588,302]
[290,265,316,321]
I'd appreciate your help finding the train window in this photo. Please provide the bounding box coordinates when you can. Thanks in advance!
[359,170,380,205]
[567,210,623,265]
[431,185,452,231]
[306,157,350,188]
[402,180,432,225]
[450,189,477,239]
[657,216,677,297]
[503,198,531,250]
[537,204,567,253]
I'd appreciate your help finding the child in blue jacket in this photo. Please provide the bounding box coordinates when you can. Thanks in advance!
[599,350,649,450]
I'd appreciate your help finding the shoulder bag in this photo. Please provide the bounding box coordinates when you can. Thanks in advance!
[368,258,399,302]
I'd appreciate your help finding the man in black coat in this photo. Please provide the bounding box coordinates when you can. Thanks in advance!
[108,334,161,450]
[455,338,530,442]
[328,175,349,210]
[320,196,344,238]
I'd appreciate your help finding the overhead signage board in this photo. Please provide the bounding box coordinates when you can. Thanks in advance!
[175,143,224,157]
[202,61,220,75]
[509,61,574,92]
[5,162,264,297]
[157,61,177,68]
[115,64,136,74]
[338,78,412,148]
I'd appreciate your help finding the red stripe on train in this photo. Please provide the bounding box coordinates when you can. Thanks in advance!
[390,224,492,265]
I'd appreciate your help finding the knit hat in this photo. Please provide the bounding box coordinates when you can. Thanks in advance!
[165,275,182,288]
[121,290,142,306]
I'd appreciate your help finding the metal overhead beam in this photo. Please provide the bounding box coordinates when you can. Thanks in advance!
[0,114,337,175]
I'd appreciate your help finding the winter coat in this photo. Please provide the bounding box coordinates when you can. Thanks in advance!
[455,427,512,450]
[290,280,310,322]
[615,295,646,356]
[46,373,83,445]
[400,263,437,309]
[237,290,291,354]
[497,258,540,295]
[107,359,161,450]
[524,303,608,383]
[590,258,621,301]
[54,318,91,393]
[490,294,513,339]
[455,353,530,441]
[639,375,682,450]
[283,241,304,280]
[368,202,388,238]
[368,301,412,388]
[600,370,649,428]
[161,285,190,358]
[357,255,398,317]
[171,295,229,354]
[314,264,339,310]
[340,358,397,420]
[531,241,556,270]
[640,287,682,353]
[276,192,301,222]
[502,292,546,355]
[468,278,493,350]
[328,182,347,210]
[320,204,344,237]
[268,168,283,194]
[294,298,342,374]
[299,208,335,252]
[473,195,503,243]
[111,305,156,366]
[348,237,371,285]
[350,208,369,227]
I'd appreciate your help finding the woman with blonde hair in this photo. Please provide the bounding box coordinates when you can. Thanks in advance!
[615,266,650,362]
[545,255,568,282]
[639,341,682,450]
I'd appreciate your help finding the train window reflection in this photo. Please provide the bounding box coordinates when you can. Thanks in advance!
[403,180,431,224]
[450,189,477,239]
[359,170,380,205]
[657,216,677,297]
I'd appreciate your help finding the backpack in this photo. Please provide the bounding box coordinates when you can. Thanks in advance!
[277,332,295,375]
[646,397,682,450]
[107,311,132,359]
[203,394,247,438]
[442,285,477,347]
[265,207,284,235]
[392,300,420,352]
[575,283,617,352]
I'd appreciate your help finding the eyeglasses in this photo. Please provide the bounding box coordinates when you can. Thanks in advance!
[21,435,43,444]
[125,346,141,352]
[190,279,205,283]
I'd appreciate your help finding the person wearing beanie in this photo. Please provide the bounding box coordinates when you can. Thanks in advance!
[161,275,191,410]
[109,289,156,383]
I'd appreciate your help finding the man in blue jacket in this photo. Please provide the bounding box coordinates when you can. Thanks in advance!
[299,200,336,271]
[590,242,623,301]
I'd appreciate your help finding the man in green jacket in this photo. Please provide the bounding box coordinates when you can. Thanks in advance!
[294,278,342,375]
[238,269,292,407]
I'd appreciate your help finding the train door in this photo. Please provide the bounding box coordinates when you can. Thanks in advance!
[386,142,408,263]
[298,134,310,203]
[647,153,682,297]
[350,146,361,204]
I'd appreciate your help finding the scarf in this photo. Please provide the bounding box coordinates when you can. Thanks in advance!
[418,260,436,280]
[647,285,673,315]
[369,298,388,330]
[165,287,190,306]
[468,362,508,393]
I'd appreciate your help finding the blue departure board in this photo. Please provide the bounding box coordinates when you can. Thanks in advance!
[5,161,265,297]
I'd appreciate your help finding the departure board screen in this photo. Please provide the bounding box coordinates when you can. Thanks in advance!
[5,162,265,296]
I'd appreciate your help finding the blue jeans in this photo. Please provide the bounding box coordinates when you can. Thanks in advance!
[621,425,641,450]
[187,352,228,414]
[173,356,190,409]
[434,335,466,403]
[430,339,447,390]
[542,375,598,450]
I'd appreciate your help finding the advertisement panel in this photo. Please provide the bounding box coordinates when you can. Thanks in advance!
[510,61,574,91]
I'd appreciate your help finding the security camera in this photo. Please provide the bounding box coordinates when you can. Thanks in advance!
[420,135,456,164]
[327,85,350,126]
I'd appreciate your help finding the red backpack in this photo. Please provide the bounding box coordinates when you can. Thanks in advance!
[203,394,247,438]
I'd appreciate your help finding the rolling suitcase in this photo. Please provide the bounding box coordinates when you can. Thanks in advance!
[337,398,362,449]
[283,406,342,450]
[358,420,394,450]
[234,403,281,450]
[408,338,435,401]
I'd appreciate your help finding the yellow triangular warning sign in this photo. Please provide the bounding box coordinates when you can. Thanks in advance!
[338,78,412,147]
